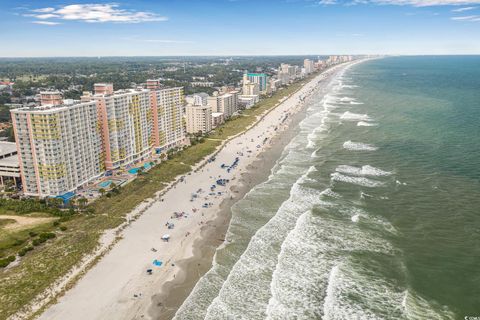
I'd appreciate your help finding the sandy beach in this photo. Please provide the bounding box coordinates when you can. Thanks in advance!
[36,61,356,320]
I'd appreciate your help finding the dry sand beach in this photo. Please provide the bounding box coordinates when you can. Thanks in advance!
[36,61,358,320]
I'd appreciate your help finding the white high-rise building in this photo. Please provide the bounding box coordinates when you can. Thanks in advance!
[304,59,315,74]
[207,93,238,119]
[185,93,209,106]
[186,105,212,134]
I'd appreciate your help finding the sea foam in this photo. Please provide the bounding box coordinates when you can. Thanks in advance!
[330,172,384,188]
[340,112,372,122]
[357,121,378,127]
[335,165,392,177]
[343,141,378,151]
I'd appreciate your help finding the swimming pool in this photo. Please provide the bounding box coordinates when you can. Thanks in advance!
[98,180,112,188]
[128,168,139,174]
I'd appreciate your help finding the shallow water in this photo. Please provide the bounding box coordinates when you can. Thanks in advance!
[174,56,480,319]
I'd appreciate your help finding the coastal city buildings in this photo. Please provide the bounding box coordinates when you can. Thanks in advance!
[0,141,21,187]
[7,56,354,198]
[244,73,268,93]
[85,85,153,170]
[40,91,63,106]
[304,59,315,74]
[185,105,212,134]
[212,112,225,128]
[207,92,238,119]
[150,86,187,153]
[185,93,209,106]
[11,81,187,197]
[238,95,260,109]
[11,100,103,197]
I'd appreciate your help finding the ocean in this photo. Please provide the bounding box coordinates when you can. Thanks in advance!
[173,56,480,320]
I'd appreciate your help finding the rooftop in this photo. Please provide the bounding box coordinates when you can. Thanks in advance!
[0,142,17,157]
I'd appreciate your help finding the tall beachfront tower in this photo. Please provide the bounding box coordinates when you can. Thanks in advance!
[148,81,186,153]
[89,85,153,170]
[245,73,268,93]
[11,102,103,197]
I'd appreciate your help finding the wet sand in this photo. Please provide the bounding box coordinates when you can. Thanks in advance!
[149,101,308,320]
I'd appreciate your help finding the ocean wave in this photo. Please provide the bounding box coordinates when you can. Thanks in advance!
[267,209,396,319]
[320,188,342,199]
[203,168,328,319]
[340,111,372,122]
[335,165,393,177]
[343,140,378,151]
[323,261,406,320]
[331,172,384,188]
[357,121,378,127]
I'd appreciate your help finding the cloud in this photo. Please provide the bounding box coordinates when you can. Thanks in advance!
[308,0,480,6]
[369,0,480,6]
[31,7,55,13]
[142,39,195,44]
[451,6,477,11]
[122,37,195,44]
[32,14,59,19]
[26,3,167,24]
[31,21,61,25]
[450,14,480,19]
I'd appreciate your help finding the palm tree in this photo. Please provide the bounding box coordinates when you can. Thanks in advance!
[99,188,106,196]
[77,197,88,210]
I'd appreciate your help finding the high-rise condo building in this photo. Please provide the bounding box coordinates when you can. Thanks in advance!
[304,59,315,74]
[244,73,268,93]
[88,86,152,170]
[185,105,212,135]
[11,101,103,197]
[207,93,238,119]
[150,85,187,152]
[11,81,187,197]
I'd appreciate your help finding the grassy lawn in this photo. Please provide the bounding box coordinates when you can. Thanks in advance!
[0,72,316,320]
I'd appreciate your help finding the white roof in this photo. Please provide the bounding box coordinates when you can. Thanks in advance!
[0,155,19,167]
[0,142,17,156]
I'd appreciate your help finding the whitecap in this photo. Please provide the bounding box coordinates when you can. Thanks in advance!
[320,188,342,199]
[357,121,378,127]
[343,141,378,151]
[335,165,393,177]
[340,112,372,122]
[331,172,384,188]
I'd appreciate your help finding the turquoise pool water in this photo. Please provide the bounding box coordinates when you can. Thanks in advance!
[98,180,112,188]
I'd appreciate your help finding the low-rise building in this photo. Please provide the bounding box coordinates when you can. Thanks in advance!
[191,82,214,87]
[0,142,21,188]
[212,112,225,128]
[238,95,260,109]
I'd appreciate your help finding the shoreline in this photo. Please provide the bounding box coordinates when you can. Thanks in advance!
[149,95,309,320]
[35,61,360,320]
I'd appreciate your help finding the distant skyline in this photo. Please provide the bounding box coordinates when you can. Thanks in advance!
[1,0,480,57]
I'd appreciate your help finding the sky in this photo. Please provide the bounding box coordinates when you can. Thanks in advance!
[1,0,480,57]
